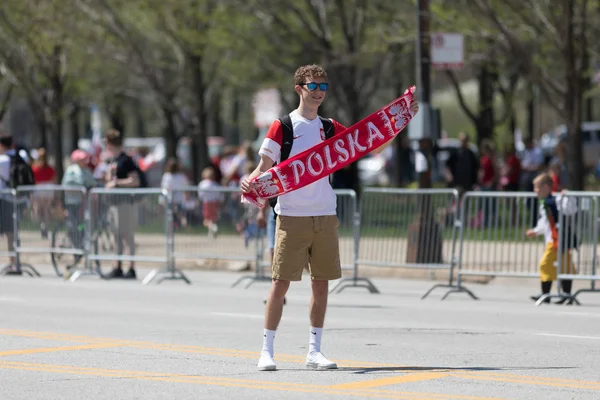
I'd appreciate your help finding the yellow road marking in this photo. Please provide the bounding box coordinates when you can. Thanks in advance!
[0,361,504,400]
[0,343,125,356]
[329,372,450,389]
[2,328,600,392]
[451,372,600,390]
[0,329,397,368]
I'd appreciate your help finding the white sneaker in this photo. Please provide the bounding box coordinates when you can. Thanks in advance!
[306,352,338,369]
[257,351,276,371]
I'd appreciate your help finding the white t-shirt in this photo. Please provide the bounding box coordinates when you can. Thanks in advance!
[521,146,544,171]
[161,172,190,204]
[259,110,346,217]
[198,179,224,203]
[0,154,10,191]
[414,151,428,173]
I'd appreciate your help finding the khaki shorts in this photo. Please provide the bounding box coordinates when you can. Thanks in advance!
[272,215,341,281]
[108,203,138,237]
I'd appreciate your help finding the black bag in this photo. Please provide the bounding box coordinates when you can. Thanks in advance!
[8,153,35,189]
[268,114,335,216]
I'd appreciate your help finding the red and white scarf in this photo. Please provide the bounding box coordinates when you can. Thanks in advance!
[242,86,416,208]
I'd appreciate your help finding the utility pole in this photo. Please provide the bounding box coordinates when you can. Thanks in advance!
[415,0,432,189]
[416,0,431,104]
[407,0,443,266]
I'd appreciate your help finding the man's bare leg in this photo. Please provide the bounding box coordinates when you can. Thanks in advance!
[258,279,290,371]
[307,280,337,369]
[265,279,290,330]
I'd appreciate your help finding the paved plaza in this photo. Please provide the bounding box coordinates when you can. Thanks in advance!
[1,268,599,400]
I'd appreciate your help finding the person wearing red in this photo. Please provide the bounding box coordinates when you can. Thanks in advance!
[501,143,522,224]
[478,140,497,228]
[32,148,56,184]
[31,148,56,238]
[502,143,521,192]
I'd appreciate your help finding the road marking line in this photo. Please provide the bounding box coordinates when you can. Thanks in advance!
[451,372,600,390]
[0,328,398,368]
[2,328,598,392]
[329,372,449,389]
[536,333,600,341]
[0,361,504,400]
[0,343,125,356]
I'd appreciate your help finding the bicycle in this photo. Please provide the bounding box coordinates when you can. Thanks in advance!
[50,203,115,278]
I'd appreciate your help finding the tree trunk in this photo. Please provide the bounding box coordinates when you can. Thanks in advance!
[476,63,495,146]
[50,91,64,181]
[133,98,146,137]
[526,83,536,141]
[213,91,222,137]
[230,88,240,145]
[69,103,80,153]
[563,0,585,190]
[189,54,210,184]
[162,106,178,160]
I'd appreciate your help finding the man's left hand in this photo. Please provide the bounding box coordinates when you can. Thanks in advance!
[105,181,117,189]
[410,101,419,115]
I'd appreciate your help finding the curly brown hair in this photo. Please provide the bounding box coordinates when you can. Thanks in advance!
[294,64,328,86]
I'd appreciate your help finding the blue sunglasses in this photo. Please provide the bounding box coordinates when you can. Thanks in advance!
[302,82,329,91]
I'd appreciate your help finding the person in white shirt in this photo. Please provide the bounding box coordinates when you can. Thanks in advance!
[241,64,418,372]
[198,166,224,237]
[161,158,190,206]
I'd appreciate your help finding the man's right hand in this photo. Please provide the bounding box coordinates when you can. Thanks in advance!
[240,178,253,194]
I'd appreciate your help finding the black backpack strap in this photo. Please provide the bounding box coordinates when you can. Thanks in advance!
[319,117,335,139]
[279,113,294,162]
[269,114,294,214]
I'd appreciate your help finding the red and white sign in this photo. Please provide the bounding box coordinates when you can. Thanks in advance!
[431,33,464,70]
[252,88,282,128]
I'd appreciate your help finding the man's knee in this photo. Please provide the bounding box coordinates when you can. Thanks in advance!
[311,280,329,298]
[271,279,290,298]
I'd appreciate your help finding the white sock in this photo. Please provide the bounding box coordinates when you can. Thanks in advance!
[309,326,323,355]
[262,329,276,356]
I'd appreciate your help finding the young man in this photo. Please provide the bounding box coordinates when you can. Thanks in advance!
[103,129,141,280]
[241,64,418,371]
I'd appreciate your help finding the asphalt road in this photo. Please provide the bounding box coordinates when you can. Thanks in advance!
[1,268,599,400]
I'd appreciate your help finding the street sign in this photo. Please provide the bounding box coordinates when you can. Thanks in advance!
[431,33,464,70]
[252,88,282,128]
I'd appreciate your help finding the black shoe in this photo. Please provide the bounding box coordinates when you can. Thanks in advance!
[4,268,22,276]
[124,268,137,280]
[555,297,574,305]
[105,267,124,279]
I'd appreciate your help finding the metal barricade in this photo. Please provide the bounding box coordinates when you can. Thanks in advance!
[328,189,375,294]
[552,192,600,305]
[14,185,87,278]
[0,188,38,277]
[449,191,548,300]
[357,188,465,298]
[83,188,178,284]
[168,186,263,287]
